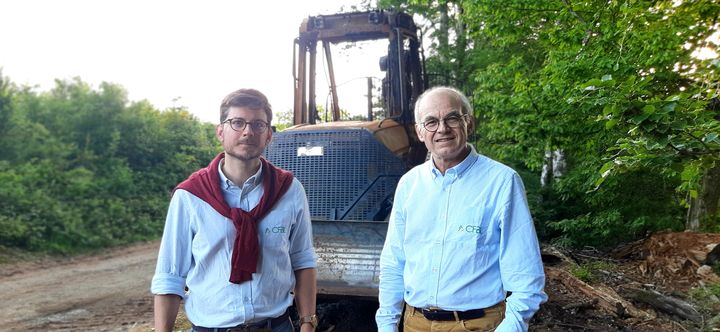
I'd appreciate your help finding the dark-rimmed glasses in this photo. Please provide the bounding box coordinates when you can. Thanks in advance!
[420,114,467,132]
[222,117,270,133]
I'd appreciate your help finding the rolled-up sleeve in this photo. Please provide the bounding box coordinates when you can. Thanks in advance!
[151,190,195,298]
[288,180,317,270]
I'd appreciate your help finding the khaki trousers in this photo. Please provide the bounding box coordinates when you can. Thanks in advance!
[403,302,505,332]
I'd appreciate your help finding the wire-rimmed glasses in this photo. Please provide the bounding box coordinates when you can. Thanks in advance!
[420,114,467,132]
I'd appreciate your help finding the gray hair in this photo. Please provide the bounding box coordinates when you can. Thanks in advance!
[413,86,473,121]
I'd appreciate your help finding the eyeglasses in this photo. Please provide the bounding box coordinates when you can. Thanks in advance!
[222,117,270,133]
[420,114,467,132]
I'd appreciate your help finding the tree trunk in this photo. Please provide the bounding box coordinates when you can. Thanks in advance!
[686,165,720,231]
[453,2,468,92]
[541,149,567,188]
[541,150,553,188]
[438,1,449,60]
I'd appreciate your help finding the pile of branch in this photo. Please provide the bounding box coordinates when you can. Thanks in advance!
[619,232,720,288]
[544,241,708,326]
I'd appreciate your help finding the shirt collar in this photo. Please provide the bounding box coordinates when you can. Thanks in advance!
[217,158,264,190]
[428,144,479,179]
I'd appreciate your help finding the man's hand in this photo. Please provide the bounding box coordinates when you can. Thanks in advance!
[299,320,316,332]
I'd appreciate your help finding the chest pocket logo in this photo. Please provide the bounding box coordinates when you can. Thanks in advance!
[265,226,287,234]
[457,225,482,234]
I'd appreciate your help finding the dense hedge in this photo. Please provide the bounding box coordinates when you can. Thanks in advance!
[0,76,218,253]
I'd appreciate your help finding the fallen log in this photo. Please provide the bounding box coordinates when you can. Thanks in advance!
[622,286,703,323]
[545,266,655,320]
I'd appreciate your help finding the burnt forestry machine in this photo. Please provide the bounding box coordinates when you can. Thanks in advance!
[264,10,427,299]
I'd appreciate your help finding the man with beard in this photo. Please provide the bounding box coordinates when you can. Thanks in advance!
[152,89,318,332]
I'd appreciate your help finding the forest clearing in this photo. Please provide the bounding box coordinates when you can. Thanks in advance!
[1,1,718,331]
[1,231,719,331]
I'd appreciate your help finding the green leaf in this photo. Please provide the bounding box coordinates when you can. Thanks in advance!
[599,161,613,176]
[593,176,607,189]
[581,78,603,89]
[641,122,657,131]
[704,133,719,143]
[681,167,697,181]
[662,102,676,113]
[603,104,618,116]
[605,118,618,129]
[631,113,650,124]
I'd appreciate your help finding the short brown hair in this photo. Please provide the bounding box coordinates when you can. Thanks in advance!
[219,88,273,123]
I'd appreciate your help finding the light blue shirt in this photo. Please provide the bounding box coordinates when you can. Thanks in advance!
[151,162,317,328]
[376,148,547,331]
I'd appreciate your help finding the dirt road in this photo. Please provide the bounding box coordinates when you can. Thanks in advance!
[2,232,712,331]
[0,241,159,331]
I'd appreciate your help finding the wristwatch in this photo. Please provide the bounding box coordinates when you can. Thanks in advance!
[299,314,319,328]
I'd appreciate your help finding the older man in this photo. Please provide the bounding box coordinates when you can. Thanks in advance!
[376,86,546,331]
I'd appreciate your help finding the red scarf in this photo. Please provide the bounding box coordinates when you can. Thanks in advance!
[175,152,293,284]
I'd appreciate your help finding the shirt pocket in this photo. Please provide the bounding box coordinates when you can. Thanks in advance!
[258,215,291,251]
[448,204,495,246]
[464,207,501,274]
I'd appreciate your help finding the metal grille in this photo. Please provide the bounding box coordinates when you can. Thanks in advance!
[265,128,405,221]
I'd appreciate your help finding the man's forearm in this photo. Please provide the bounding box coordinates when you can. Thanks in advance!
[294,268,317,331]
[154,294,182,332]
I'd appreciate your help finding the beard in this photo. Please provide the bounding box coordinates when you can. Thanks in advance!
[224,147,263,162]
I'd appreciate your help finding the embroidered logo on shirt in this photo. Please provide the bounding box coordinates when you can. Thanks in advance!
[457,225,481,234]
[265,226,287,234]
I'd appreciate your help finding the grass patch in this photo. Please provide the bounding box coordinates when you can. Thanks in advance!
[570,261,616,283]
[689,283,720,313]
[0,244,45,265]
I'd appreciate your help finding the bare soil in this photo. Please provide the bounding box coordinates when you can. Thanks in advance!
[1,232,719,331]
[0,241,157,331]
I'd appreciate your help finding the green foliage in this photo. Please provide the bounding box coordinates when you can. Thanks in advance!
[274,109,294,132]
[0,74,218,253]
[382,0,719,246]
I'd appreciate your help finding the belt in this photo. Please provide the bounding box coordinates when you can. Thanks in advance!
[192,310,290,332]
[415,306,486,321]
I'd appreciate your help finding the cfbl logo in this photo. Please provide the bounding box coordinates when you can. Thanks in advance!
[458,225,481,234]
[265,226,287,234]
